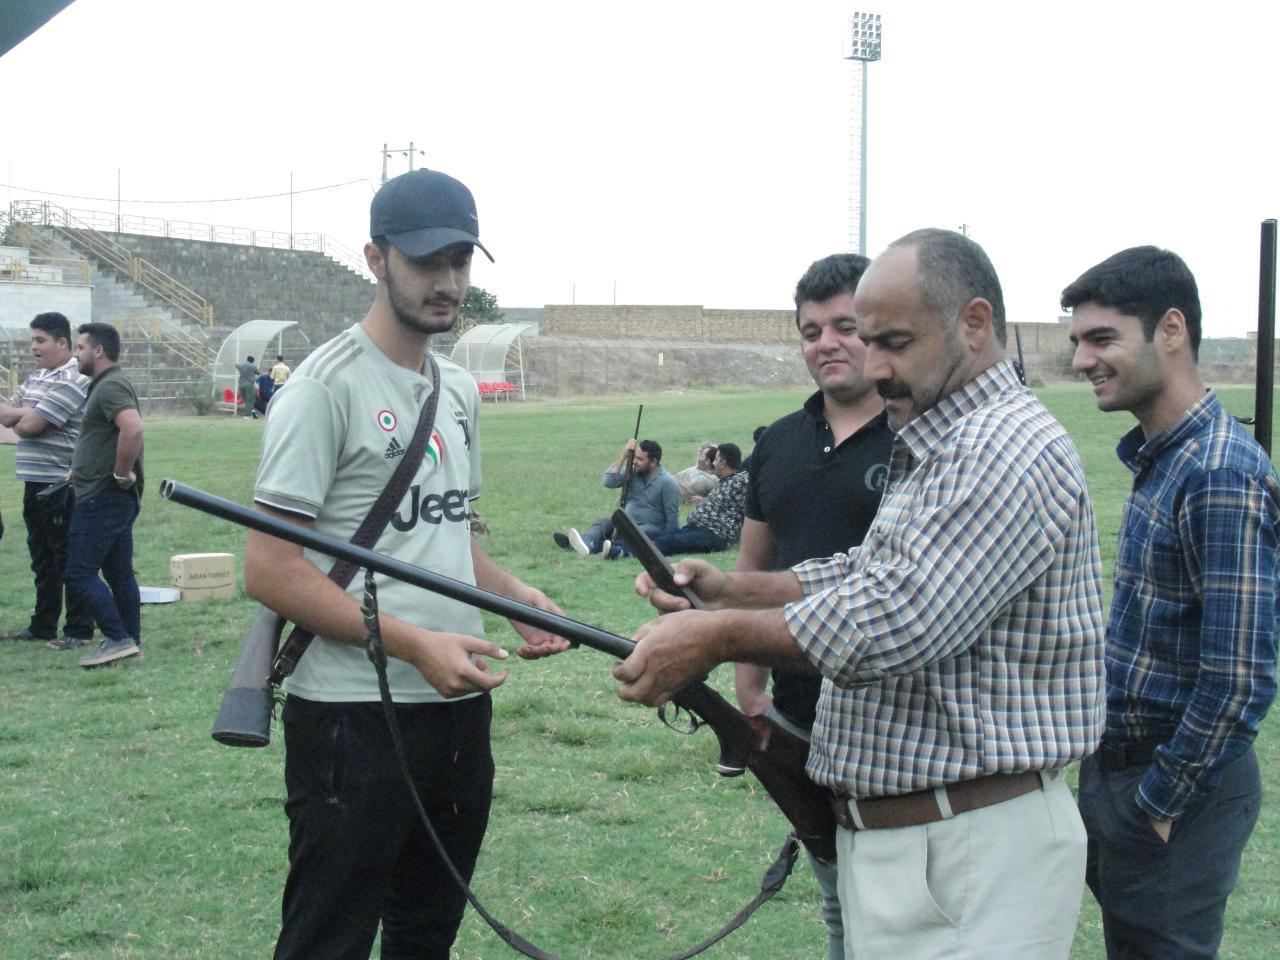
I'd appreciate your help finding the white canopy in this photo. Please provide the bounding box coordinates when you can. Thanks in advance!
[449,323,526,395]
[212,320,309,408]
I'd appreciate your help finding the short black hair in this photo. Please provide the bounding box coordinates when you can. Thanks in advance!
[247,355,255,363]
[793,254,872,325]
[277,354,284,362]
[31,312,72,345]
[891,228,1007,346]
[1060,246,1202,359]
[77,322,121,361]
[638,439,662,463]
[716,442,742,470]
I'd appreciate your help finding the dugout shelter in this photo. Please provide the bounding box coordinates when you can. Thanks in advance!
[213,319,309,412]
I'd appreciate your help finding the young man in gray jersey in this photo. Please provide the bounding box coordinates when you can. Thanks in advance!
[245,169,569,960]
[0,312,94,648]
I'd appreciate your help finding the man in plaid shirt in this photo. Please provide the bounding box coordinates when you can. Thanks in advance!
[614,229,1106,959]
[1065,246,1278,959]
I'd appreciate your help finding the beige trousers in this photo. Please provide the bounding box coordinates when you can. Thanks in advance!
[836,772,1086,959]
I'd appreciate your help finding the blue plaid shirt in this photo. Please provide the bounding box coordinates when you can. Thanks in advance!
[1109,391,1279,820]
[785,361,1106,798]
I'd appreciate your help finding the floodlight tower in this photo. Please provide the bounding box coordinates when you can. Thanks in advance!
[845,12,882,256]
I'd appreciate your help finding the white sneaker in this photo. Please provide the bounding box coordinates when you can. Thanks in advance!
[567,528,591,557]
[598,539,612,559]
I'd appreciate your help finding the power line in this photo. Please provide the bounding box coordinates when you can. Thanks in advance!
[0,178,375,205]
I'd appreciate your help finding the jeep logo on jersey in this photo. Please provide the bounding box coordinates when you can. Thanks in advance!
[377,410,397,432]
[391,485,470,531]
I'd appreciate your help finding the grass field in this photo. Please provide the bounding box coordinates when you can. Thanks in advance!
[0,384,1275,959]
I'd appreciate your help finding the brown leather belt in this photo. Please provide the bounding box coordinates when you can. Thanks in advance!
[831,770,1054,832]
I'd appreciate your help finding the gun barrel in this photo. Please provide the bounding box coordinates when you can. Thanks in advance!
[159,480,635,660]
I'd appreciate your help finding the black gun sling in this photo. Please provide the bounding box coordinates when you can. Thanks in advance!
[267,353,441,684]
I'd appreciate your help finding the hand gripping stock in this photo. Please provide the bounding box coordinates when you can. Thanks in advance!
[612,507,836,860]
[161,480,835,861]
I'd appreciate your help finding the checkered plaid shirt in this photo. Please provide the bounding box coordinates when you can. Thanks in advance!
[784,361,1106,798]
[1109,391,1279,820]
[688,470,749,544]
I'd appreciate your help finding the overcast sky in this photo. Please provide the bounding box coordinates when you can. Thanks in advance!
[3,0,1276,337]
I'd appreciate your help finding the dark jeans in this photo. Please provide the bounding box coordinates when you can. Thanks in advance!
[1079,746,1261,959]
[275,694,495,960]
[64,488,141,644]
[23,481,94,638]
[615,523,725,557]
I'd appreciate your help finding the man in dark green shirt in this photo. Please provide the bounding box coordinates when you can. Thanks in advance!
[65,323,145,668]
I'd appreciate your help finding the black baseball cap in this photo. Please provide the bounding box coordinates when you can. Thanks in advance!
[370,169,494,262]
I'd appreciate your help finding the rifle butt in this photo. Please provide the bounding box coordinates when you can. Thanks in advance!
[746,716,838,863]
[211,605,283,748]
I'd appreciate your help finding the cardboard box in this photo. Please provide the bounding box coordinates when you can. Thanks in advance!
[176,582,236,602]
[170,553,236,602]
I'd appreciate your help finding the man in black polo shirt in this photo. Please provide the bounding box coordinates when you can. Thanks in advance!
[734,253,891,960]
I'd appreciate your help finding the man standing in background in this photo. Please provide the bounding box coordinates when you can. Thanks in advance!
[0,312,94,650]
[237,355,258,418]
[270,353,291,386]
[1065,246,1278,959]
[733,253,892,959]
[66,323,145,669]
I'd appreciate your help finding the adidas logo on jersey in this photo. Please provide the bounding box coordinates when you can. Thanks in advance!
[384,437,406,460]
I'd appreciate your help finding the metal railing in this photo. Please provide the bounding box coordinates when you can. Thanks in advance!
[20,203,375,282]
[0,215,93,285]
[10,201,216,328]
[114,309,216,374]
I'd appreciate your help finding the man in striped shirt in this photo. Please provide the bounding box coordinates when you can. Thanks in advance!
[0,312,94,649]
[615,229,1106,959]
[1065,246,1278,959]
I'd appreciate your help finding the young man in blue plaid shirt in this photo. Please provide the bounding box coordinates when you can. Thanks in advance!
[1065,246,1279,959]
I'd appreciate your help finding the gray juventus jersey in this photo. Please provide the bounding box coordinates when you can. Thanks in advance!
[255,323,483,702]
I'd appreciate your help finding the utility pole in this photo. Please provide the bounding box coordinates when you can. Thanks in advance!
[381,142,427,183]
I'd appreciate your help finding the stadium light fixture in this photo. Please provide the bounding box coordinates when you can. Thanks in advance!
[845,12,882,256]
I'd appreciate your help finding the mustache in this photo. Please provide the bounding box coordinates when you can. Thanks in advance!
[876,380,911,400]
[426,297,460,308]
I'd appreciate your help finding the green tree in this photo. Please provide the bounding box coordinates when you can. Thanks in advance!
[463,285,504,324]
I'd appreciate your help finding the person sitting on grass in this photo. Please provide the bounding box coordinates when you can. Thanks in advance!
[610,443,746,559]
[554,438,679,558]
[674,442,719,502]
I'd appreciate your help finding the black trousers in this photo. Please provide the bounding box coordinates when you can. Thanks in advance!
[23,481,93,639]
[1079,746,1261,960]
[274,694,494,960]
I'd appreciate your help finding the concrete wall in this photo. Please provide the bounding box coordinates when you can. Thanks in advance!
[543,304,1270,385]
[0,279,92,332]
[58,229,373,346]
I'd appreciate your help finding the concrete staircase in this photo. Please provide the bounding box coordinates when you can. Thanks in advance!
[13,220,377,408]
[92,232,375,345]
[24,226,216,399]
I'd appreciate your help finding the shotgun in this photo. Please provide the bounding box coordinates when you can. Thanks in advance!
[161,480,837,861]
